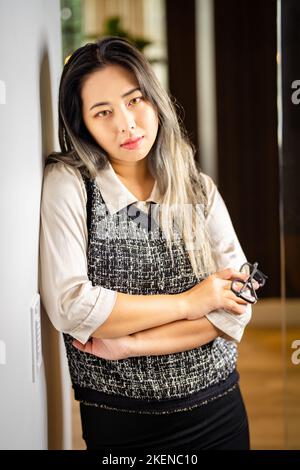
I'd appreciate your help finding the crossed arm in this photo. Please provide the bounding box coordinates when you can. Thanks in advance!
[73,316,223,360]
[130,316,222,356]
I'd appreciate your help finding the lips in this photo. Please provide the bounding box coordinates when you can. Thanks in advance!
[120,136,144,149]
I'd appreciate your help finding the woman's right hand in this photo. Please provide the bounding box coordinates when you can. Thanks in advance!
[180,268,253,320]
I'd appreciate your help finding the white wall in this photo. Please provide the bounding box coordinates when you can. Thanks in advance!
[0,0,71,449]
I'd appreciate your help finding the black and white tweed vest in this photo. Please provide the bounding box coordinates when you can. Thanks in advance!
[63,171,238,414]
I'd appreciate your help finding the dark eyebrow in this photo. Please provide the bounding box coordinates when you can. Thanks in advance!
[89,87,141,111]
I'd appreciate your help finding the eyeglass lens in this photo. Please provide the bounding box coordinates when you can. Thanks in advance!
[232,279,257,303]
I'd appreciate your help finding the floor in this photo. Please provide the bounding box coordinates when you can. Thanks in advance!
[71,326,297,450]
[237,327,284,449]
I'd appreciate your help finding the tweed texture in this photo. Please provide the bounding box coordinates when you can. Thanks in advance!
[63,172,237,408]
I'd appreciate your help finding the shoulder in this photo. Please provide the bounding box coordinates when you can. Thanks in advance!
[43,161,83,189]
[42,162,87,203]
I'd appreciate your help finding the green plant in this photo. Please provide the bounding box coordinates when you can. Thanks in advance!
[84,15,166,64]
[102,16,152,51]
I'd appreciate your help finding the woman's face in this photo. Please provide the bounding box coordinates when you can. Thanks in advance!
[81,64,159,163]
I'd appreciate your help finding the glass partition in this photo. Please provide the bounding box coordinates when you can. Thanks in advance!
[278,0,300,450]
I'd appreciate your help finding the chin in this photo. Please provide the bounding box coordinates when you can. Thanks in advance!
[117,151,150,162]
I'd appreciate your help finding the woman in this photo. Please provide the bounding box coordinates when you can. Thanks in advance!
[39,36,256,451]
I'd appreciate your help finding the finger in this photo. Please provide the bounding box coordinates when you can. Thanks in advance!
[225,300,247,315]
[222,280,248,296]
[227,290,248,304]
[215,268,249,282]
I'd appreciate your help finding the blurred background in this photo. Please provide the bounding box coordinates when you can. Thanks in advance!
[0,0,299,449]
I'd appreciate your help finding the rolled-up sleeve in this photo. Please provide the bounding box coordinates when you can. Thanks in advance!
[39,162,117,344]
[202,173,252,342]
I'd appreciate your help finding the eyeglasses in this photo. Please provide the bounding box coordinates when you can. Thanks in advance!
[231,262,268,304]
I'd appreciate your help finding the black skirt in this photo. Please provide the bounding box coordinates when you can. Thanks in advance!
[79,383,250,451]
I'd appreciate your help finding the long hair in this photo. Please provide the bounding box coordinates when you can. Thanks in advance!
[47,36,215,279]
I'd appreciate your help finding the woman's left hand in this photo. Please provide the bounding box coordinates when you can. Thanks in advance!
[72,335,134,360]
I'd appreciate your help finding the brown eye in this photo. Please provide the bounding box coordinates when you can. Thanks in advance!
[96,110,111,118]
[129,96,143,106]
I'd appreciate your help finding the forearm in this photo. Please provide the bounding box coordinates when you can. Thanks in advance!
[128,317,222,357]
[92,267,249,340]
[93,291,186,339]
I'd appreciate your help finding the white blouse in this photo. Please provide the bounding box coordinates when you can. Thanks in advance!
[39,161,251,344]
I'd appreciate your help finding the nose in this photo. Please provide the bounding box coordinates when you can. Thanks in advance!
[115,106,136,133]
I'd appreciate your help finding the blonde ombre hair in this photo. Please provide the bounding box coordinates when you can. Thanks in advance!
[47,36,216,279]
